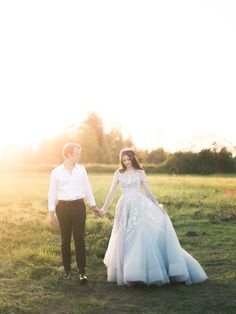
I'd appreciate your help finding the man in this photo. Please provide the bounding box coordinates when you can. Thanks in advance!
[48,143,98,282]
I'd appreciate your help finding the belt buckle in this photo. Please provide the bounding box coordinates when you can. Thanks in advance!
[66,200,74,203]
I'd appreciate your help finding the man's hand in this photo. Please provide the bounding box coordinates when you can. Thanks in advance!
[92,206,106,217]
[91,206,100,216]
[50,211,58,226]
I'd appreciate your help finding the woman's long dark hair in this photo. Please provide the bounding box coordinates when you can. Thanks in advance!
[119,148,143,173]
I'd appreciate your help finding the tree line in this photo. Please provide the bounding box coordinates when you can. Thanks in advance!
[1,112,236,174]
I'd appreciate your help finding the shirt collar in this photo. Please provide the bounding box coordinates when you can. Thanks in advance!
[61,162,79,169]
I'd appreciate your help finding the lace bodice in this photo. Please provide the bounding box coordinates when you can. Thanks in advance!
[119,169,149,194]
[102,169,160,212]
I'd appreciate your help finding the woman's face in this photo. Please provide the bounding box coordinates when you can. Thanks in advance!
[121,154,133,169]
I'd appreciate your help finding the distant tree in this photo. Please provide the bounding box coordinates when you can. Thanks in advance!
[216,147,234,173]
[33,112,134,164]
[165,151,198,174]
[5,111,235,172]
[234,157,236,173]
[75,112,104,163]
[75,112,134,163]
[197,149,216,174]
[136,149,149,164]
[103,128,134,164]
[145,148,169,164]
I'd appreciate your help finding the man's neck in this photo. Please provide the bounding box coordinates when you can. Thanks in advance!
[64,159,75,172]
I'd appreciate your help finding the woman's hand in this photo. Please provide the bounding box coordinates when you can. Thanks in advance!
[157,203,166,214]
[99,208,106,217]
[93,207,106,217]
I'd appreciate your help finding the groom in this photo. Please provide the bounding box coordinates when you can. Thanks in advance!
[48,143,98,282]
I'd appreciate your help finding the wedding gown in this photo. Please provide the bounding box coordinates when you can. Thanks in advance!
[102,169,207,286]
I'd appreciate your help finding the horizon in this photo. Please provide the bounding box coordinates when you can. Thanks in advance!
[0,116,235,159]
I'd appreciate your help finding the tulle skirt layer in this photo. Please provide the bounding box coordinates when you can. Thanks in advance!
[103,193,207,286]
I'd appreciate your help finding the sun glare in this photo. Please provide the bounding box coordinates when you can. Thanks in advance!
[0,1,235,155]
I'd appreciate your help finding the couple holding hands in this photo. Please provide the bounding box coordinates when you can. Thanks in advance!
[48,143,207,286]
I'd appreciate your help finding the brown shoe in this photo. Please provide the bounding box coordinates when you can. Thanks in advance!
[63,270,72,280]
[79,274,88,283]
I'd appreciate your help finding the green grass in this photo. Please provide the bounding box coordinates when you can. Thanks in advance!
[0,173,235,314]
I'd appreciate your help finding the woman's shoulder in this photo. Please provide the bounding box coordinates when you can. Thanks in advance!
[116,168,145,173]
[137,169,145,174]
[137,169,147,179]
[114,169,121,175]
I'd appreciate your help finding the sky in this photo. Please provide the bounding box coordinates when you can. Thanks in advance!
[0,0,235,153]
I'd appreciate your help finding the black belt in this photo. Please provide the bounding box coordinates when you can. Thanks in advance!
[58,199,83,205]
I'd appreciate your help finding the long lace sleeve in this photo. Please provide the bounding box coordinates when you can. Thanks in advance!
[140,170,160,207]
[101,170,119,213]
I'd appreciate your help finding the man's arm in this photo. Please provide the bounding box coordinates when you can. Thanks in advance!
[48,170,58,224]
[83,168,97,209]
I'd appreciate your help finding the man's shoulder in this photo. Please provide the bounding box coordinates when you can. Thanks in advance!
[75,163,86,171]
[51,164,64,174]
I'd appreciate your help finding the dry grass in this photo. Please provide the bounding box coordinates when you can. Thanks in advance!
[0,173,235,314]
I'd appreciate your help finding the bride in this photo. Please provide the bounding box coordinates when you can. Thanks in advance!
[97,148,207,286]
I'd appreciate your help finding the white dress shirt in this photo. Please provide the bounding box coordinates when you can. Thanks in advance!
[48,163,96,211]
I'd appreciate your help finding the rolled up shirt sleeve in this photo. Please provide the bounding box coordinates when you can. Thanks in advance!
[82,168,96,206]
[48,169,58,212]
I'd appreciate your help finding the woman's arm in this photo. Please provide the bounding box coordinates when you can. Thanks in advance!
[100,170,119,215]
[140,170,166,213]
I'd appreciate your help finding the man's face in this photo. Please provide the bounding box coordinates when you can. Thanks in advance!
[70,147,81,163]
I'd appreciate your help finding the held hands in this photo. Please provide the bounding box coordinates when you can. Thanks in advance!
[92,206,106,218]
[90,206,100,216]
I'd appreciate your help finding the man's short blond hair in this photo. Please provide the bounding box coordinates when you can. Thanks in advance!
[63,143,81,159]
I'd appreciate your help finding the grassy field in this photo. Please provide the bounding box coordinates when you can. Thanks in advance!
[0,172,235,314]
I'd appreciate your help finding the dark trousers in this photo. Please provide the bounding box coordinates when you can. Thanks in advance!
[56,199,86,274]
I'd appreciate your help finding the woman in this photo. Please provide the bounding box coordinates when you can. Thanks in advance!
[98,148,207,286]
